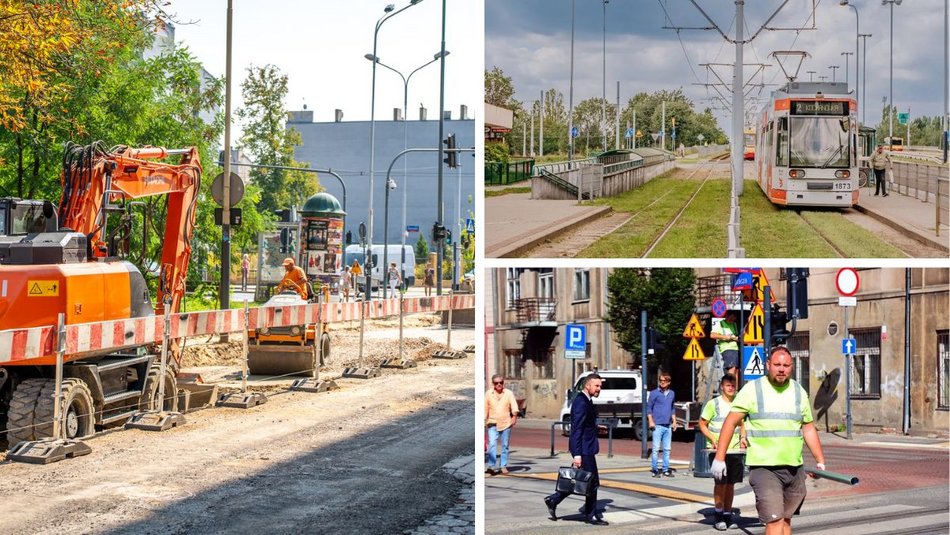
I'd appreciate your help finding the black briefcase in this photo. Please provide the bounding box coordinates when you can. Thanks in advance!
[556,466,595,497]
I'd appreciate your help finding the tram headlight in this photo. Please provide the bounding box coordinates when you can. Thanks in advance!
[835,170,850,179]
[789,169,806,179]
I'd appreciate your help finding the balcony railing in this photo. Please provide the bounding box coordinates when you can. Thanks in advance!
[515,297,557,323]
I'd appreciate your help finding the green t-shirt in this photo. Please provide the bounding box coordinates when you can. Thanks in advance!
[730,377,813,467]
[712,320,739,352]
[701,395,741,450]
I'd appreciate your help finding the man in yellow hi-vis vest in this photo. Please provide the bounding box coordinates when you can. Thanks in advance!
[711,346,826,535]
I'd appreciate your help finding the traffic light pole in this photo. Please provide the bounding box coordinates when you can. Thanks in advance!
[640,309,648,460]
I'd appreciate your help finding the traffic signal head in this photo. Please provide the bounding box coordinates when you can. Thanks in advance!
[443,133,458,168]
[646,327,666,355]
[445,229,452,246]
[432,221,445,242]
[770,304,791,344]
[785,268,809,319]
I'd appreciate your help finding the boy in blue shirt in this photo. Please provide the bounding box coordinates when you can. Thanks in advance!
[647,370,678,477]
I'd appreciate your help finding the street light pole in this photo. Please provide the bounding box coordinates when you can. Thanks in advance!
[367,0,422,302]
[841,1,860,125]
[841,52,853,90]
[829,65,839,83]
[883,0,903,145]
[602,0,608,152]
[859,33,871,125]
[568,0,575,163]
[365,50,447,297]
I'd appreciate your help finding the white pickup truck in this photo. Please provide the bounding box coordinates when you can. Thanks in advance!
[559,369,701,442]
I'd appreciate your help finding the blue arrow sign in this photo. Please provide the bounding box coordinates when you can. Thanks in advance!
[565,324,587,359]
[625,128,634,139]
[465,218,475,234]
[571,126,579,138]
[841,337,856,355]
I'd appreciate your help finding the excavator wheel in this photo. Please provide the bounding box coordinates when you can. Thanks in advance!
[141,364,179,413]
[320,333,331,367]
[7,378,95,444]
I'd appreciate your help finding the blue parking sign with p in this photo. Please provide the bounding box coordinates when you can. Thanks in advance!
[565,324,586,359]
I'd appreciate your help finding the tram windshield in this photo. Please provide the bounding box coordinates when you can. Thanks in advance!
[788,116,851,168]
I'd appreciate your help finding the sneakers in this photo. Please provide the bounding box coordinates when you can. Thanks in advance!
[651,469,661,478]
[883,193,889,197]
[725,513,738,529]
[714,513,728,531]
[663,470,674,478]
[486,467,497,476]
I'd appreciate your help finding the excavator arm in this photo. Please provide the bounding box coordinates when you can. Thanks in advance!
[58,142,202,315]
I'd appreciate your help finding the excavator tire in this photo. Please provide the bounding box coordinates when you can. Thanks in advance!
[248,343,317,378]
[142,364,179,413]
[7,378,95,444]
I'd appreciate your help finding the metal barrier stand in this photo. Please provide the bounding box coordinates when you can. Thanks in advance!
[126,304,187,429]
[218,300,267,407]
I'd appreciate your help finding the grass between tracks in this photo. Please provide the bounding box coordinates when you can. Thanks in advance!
[579,170,708,257]
[647,179,732,257]
[740,181,905,257]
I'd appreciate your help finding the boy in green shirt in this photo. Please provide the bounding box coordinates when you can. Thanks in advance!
[699,373,747,530]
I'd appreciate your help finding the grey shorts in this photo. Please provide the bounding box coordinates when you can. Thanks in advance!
[748,466,806,524]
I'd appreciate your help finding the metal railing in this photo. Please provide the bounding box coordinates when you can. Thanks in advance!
[515,297,557,323]
[538,169,579,198]
[533,157,598,177]
[485,159,534,185]
[891,161,949,237]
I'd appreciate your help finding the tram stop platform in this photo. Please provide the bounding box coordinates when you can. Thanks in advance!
[854,188,949,254]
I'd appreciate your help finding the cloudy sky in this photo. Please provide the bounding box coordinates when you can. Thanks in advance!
[168,1,481,127]
[487,0,947,133]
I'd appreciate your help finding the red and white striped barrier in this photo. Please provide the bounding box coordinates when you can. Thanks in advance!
[0,294,475,363]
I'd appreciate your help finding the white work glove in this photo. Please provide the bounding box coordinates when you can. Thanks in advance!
[815,462,826,471]
[711,459,727,480]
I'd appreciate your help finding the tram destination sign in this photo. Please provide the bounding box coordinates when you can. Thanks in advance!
[790,100,849,116]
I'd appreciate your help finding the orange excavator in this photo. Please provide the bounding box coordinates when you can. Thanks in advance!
[0,142,201,447]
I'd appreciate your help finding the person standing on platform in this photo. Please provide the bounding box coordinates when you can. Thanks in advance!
[699,373,747,530]
[870,145,891,197]
[544,373,608,526]
[711,346,826,535]
[648,370,678,477]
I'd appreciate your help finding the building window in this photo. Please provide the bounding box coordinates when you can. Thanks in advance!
[787,331,810,397]
[532,347,555,379]
[506,268,523,309]
[503,349,524,379]
[538,268,554,299]
[850,327,881,399]
[939,330,949,410]
[573,269,591,302]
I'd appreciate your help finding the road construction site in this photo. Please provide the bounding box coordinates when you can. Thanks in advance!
[0,306,476,534]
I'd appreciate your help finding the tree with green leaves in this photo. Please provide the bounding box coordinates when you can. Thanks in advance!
[415,233,429,264]
[606,268,696,370]
[236,64,319,214]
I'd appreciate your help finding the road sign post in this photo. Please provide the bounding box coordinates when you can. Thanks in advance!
[682,313,706,403]
[836,268,859,440]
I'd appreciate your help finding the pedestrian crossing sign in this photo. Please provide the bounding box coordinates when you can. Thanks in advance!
[682,314,706,338]
[683,338,706,360]
[743,345,766,380]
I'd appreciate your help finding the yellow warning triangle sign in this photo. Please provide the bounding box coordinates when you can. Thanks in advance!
[29,283,42,295]
[744,303,765,344]
[682,314,706,338]
[683,338,706,360]
[751,270,771,303]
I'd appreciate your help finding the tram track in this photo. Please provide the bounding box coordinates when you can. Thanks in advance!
[641,156,724,257]
[793,209,848,258]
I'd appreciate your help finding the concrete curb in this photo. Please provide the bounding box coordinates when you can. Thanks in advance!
[853,204,949,253]
[486,206,612,258]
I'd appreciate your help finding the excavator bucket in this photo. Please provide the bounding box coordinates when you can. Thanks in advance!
[247,344,317,378]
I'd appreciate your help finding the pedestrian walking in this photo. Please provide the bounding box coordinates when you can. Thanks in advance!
[240,253,250,291]
[340,265,352,301]
[870,145,891,197]
[387,262,401,296]
[711,346,826,535]
[648,370,678,477]
[544,373,608,526]
[424,264,435,297]
[699,373,747,531]
[485,374,519,476]
[711,310,741,373]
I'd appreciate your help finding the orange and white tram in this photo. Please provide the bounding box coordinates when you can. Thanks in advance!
[754,82,859,208]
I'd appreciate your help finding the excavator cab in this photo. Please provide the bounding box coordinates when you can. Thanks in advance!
[0,198,58,237]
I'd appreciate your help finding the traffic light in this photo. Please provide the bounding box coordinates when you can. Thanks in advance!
[785,268,809,319]
[770,304,791,345]
[279,227,289,253]
[443,133,457,168]
[432,221,445,242]
[646,327,666,355]
[444,229,452,246]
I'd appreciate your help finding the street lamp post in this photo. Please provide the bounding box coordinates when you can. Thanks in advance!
[365,50,447,298]
[382,177,397,298]
[568,0,575,163]
[841,51,853,89]
[883,0,903,145]
[366,0,422,303]
[859,33,872,125]
[807,70,816,82]
[602,0,608,152]
[841,1,860,125]
[829,65,839,83]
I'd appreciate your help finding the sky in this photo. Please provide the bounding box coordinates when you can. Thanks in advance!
[166,0,482,133]
[486,0,949,134]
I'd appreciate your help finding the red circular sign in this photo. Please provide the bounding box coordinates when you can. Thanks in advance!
[835,268,860,296]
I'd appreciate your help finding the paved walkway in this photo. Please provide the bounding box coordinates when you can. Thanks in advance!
[485,193,610,258]
[854,186,949,253]
[407,454,475,534]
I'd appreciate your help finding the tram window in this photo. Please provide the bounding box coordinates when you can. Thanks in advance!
[776,132,789,167]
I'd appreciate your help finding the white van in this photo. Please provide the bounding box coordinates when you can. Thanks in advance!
[559,369,700,441]
[343,244,416,288]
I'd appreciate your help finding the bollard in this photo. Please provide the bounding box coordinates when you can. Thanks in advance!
[550,421,559,457]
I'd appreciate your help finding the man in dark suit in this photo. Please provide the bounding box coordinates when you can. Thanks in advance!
[543,373,608,526]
